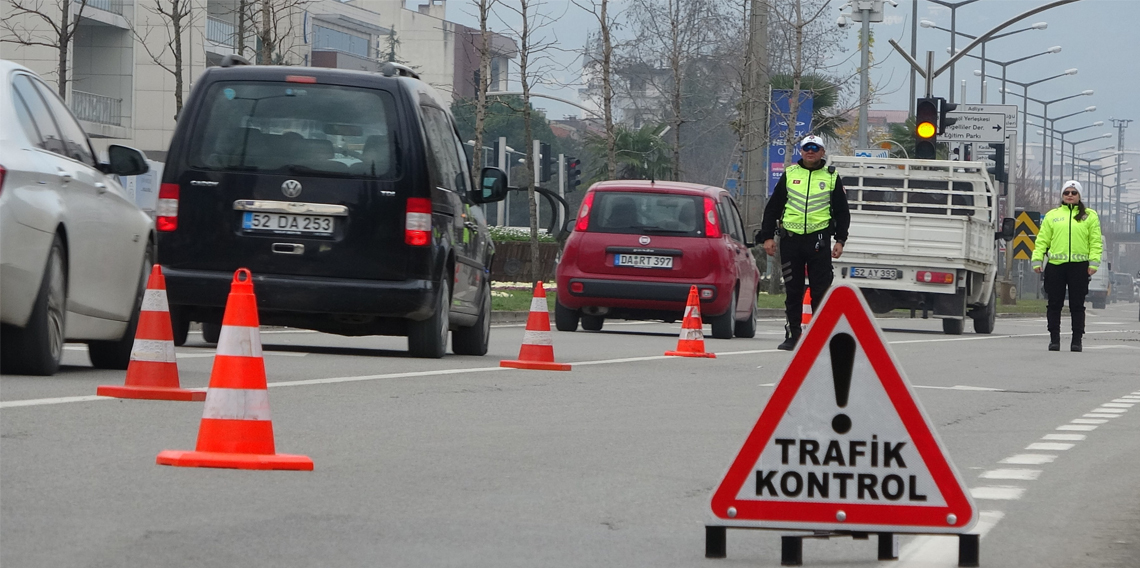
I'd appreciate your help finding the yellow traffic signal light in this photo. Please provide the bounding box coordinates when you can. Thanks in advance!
[916,121,936,139]
[915,98,939,159]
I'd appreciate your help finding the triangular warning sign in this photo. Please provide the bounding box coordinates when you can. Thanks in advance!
[710,284,976,533]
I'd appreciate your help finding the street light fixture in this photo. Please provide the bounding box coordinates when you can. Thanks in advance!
[925,0,982,103]
[1003,88,1095,198]
[967,46,1061,104]
[923,19,1048,102]
[982,69,1077,184]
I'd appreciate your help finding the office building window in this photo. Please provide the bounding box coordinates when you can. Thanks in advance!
[313,25,370,58]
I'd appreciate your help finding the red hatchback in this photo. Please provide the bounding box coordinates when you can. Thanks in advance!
[555,180,760,338]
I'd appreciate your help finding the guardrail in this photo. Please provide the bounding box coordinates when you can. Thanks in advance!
[71,90,122,126]
[86,0,125,15]
[206,16,236,46]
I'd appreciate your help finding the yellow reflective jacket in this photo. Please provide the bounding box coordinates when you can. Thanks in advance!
[1031,204,1103,269]
[781,164,839,235]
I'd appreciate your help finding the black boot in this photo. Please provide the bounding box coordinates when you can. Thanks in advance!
[1071,334,1082,352]
[1048,332,1060,352]
[778,326,802,351]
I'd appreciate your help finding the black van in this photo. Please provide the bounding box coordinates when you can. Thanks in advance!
[157,62,507,358]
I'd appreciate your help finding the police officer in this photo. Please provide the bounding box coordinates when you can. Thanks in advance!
[1032,180,1103,352]
[757,135,851,350]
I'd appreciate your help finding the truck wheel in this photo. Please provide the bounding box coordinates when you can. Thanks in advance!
[972,287,996,334]
[942,318,964,335]
[554,300,579,332]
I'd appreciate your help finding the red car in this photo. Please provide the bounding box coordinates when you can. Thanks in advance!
[555,180,760,338]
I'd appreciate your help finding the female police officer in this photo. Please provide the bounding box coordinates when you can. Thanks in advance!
[1032,180,1103,352]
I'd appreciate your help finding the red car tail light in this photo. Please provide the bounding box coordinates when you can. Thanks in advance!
[703,197,721,238]
[916,271,954,284]
[157,183,179,231]
[575,191,595,232]
[405,197,432,246]
[571,281,584,293]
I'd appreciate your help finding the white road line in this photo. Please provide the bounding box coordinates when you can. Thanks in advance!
[1000,454,1056,465]
[1042,434,1087,441]
[897,510,1004,566]
[1026,442,1074,451]
[979,469,1041,481]
[1072,418,1109,424]
[1,395,109,408]
[1056,424,1097,431]
[1083,413,1120,418]
[1091,408,1128,414]
[913,385,1004,391]
[970,486,1026,500]
[1085,345,1140,350]
[1100,402,1135,408]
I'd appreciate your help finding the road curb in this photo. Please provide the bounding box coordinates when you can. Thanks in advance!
[490,309,1048,324]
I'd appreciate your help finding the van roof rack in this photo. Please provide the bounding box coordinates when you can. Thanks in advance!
[220,54,251,67]
[380,62,420,80]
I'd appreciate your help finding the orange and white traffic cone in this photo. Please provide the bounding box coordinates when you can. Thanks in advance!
[500,281,571,371]
[665,285,716,358]
[97,265,205,401]
[801,287,813,326]
[156,269,312,471]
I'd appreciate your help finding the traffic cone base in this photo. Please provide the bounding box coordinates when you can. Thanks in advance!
[156,450,313,471]
[500,281,571,371]
[157,268,311,471]
[96,384,205,401]
[666,285,715,358]
[98,265,203,401]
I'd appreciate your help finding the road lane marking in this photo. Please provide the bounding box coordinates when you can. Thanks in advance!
[979,469,1041,480]
[1000,454,1056,465]
[1083,413,1120,418]
[970,486,1026,500]
[1,395,109,408]
[897,510,1004,566]
[1072,418,1109,424]
[1056,424,1097,431]
[1100,402,1134,408]
[1026,442,1073,451]
[913,385,1004,391]
[1042,434,1086,441]
[1091,408,1127,414]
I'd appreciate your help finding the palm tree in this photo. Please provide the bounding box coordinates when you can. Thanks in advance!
[584,123,673,182]
[770,74,844,139]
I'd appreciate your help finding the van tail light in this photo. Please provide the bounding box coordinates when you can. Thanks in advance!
[703,197,721,238]
[405,197,432,246]
[916,270,954,284]
[575,191,595,232]
[157,183,180,231]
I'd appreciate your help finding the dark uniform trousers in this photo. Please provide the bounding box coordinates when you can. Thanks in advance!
[780,230,834,331]
[1043,261,1090,335]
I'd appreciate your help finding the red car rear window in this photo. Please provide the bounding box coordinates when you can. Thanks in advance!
[588,191,703,236]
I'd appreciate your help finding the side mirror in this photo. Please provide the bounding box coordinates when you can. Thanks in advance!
[998,217,1015,241]
[470,167,509,204]
[103,145,149,176]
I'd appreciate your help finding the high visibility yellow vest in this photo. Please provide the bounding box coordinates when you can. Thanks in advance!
[781,164,838,235]
[1031,204,1103,269]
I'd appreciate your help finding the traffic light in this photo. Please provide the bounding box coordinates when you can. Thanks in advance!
[566,156,582,191]
[539,142,554,183]
[915,97,938,160]
[985,143,1007,184]
[491,139,501,168]
[938,98,958,135]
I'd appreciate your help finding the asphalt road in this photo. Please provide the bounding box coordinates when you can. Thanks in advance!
[2,300,1139,568]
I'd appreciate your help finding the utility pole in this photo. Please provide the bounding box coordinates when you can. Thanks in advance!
[1111,118,1131,232]
[741,0,769,238]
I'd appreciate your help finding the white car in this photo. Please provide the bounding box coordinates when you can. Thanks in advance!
[0,60,153,375]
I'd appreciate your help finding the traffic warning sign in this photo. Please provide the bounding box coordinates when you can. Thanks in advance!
[1012,210,1040,260]
[709,284,976,533]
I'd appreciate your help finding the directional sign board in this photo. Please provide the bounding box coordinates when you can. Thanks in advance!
[710,285,977,533]
[1013,211,1041,260]
[953,104,1019,132]
[942,112,1007,143]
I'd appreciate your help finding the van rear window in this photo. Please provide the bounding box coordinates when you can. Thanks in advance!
[590,191,703,236]
[189,81,400,179]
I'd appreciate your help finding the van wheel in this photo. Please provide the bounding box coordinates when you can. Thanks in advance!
[452,280,490,356]
[409,277,449,358]
[201,322,222,344]
[972,286,997,334]
[170,308,190,347]
[0,235,67,376]
[580,315,604,331]
[555,300,579,332]
[90,249,152,369]
[710,290,736,340]
[942,318,964,335]
[734,296,757,338]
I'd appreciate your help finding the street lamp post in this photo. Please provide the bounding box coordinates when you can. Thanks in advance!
[922,19,1047,102]
[1027,107,1097,184]
[1070,148,1118,211]
[1003,88,1094,200]
[968,46,1061,103]
[976,69,1076,186]
[926,0,982,104]
[1033,123,1106,180]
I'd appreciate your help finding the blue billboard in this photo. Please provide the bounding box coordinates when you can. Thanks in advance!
[768,90,814,195]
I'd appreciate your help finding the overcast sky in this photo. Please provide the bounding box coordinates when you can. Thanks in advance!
[446,0,1139,152]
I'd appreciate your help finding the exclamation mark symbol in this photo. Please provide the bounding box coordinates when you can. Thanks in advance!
[829,333,855,434]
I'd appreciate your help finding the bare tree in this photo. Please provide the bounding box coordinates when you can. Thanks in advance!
[1,0,92,99]
[576,0,620,178]
[128,0,193,118]
[226,0,308,64]
[497,0,559,284]
[469,0,499,190]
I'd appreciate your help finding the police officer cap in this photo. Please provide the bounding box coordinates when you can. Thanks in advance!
[800,135,825,150]
[1062,180,1082,194]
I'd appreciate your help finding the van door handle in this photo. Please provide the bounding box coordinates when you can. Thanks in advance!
[272,243,305,255]
[95,182,107,194]
[57,169,73,182]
